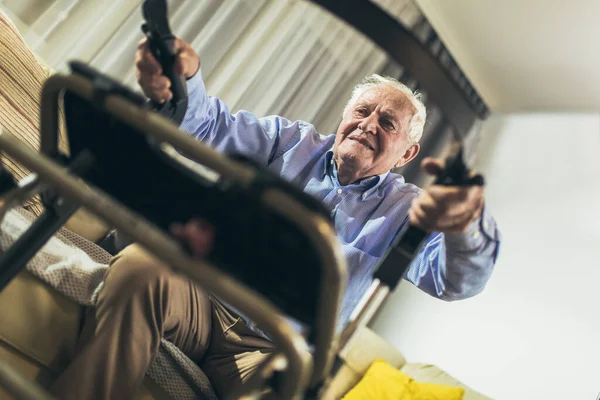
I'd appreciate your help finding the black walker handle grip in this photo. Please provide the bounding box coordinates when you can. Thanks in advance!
[144,30,187,104]
[141,0,188,124]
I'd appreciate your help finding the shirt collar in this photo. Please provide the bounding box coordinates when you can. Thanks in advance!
[320,150,332,177]
[360,171,389,199]
[322,150,390,200]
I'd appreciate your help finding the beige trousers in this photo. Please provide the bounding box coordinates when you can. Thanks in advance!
[49,244,275,400]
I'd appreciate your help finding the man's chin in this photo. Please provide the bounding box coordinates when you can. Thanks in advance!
[342,142,374,155]
[336,149,372,167]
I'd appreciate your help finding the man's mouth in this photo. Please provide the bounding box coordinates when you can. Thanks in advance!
[349,137,375,151]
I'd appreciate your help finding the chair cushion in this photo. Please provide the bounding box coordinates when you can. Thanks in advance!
[0,340,56,399]
[0,270,82,373]
[0,270,174,400]
[322,326,407,399]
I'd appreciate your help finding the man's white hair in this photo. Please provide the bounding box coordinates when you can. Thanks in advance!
[343,74,426,144]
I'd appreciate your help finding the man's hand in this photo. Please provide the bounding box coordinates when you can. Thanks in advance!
[409,157,484,234]
[170,219,214,258]
[135,37,200,103]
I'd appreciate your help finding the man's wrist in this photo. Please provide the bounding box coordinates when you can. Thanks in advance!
[444,206,496,252]
[185,62,200,80]
[185,68,204,95]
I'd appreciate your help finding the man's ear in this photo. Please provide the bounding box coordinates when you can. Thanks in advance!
[395,143,420,168]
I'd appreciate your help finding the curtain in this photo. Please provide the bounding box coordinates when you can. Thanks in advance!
[0,0,427,135]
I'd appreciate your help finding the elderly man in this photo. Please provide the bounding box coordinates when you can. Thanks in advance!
[50,39,500,400]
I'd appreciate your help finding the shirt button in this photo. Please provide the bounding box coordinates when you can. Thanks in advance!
[471,230,480,239]
[483,221,489,230]
[363,193,368,199]
[337,189,342,194]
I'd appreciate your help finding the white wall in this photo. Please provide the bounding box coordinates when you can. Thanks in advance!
[372,113,600,400]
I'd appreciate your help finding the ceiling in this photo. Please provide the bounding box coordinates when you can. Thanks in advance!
[415,0,600,112]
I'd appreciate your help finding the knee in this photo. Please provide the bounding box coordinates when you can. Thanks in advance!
[100,244,171,300]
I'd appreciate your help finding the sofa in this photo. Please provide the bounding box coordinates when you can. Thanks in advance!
[0,8,491,400]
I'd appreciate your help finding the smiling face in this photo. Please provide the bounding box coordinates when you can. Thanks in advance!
[333,85,420,185]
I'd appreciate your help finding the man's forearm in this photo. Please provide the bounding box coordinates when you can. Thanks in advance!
[406,207,501,300]
[180,68,209,135]
[439,206,501,299]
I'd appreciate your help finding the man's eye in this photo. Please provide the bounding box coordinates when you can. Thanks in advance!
[381,119,395,130]
[355,108,368,116]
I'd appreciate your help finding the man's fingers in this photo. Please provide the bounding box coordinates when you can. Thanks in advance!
[433,194,473,220]
[421,157,445,177]
[410,191,448,230]
[433,211,474,233]
[137,71,172,102]
[173,37,187,52]
[135,38,161,77]
[137,37,148,49]
[410,184,484,234]
[138,77,171,102]
[427,185,475,203]
[411,205,469,233]
[135,47,162,75]
[135,37,199,101]
[138,73,171,90]
[443,213,479,234]
[416,191,448,218]
[409,200,426,222]
[410,197,444,232]
[409,208,437,232]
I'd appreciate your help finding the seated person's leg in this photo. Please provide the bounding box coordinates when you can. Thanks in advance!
[50,241,276,400]
[49,244,213,400]
[0,16,280,395]
[200,298,276,398]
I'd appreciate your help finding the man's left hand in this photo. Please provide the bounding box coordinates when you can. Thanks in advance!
[409,157,484,234]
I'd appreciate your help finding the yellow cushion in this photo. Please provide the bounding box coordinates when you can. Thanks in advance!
[401,363,490,400]
[343,359,465,400]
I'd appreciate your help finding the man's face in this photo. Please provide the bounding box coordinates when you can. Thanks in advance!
[333,85,419,181]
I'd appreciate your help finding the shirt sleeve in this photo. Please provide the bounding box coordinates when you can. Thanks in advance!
[405,206,501,300]
[179,69,304,166]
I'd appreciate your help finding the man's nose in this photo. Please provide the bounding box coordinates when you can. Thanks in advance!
[357,113,378,135]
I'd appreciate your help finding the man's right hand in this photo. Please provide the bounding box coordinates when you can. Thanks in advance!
[135,37,200,104]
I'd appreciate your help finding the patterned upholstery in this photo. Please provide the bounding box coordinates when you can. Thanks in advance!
[0,8,69,217]
[0,9,112,242]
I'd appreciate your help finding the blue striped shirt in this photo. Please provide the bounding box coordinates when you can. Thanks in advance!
[180,70,501,333]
